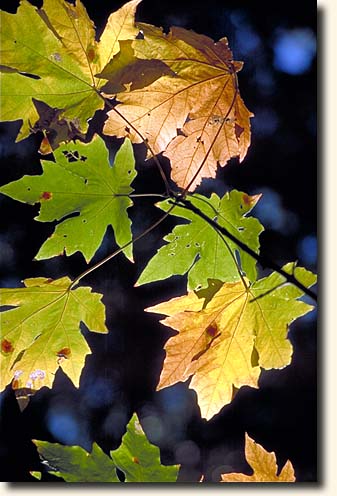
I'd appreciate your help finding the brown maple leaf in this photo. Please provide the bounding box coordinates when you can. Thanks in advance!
[102,24,253,190]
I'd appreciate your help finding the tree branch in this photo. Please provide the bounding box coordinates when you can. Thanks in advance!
[173,197,317,302]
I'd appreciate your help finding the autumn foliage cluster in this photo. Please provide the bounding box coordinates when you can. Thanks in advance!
[0,0,316,482]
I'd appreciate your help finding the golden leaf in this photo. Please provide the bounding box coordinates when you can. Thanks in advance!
[146,265,316,419]
[103,24,252,190]
[221,433,296,482]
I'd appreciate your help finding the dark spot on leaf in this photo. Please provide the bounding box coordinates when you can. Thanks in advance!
[40,191,52,200]
[56,347,71,359]
[132,457,140,464]
[87,48,95,62]
[45,278,53,283]
[206,323,218,338]
[125,127,130,133]
[52,53,62,62]
[1,339,14,354]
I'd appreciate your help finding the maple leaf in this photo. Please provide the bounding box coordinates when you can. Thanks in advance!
[0,136,136,262]
[33,413,179,482]
[221,433,296,482]
[102,24,252,190]
[0,277,107,398]
[136,191,263,290]
[0,0,141,141]
[146,264,316,420]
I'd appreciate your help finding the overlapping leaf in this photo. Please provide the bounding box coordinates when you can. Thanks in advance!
[0,0,141,141]
[146,264,316,419]
[102,24,252,190]
[0,136,136,262]
[0,277,107,396]
[33,413,179,482]
[221,433,295,482]
[137,191,263,290]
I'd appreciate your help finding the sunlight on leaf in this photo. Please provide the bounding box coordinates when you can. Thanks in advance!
[0,136,136,262]
[146,264,316,419]
[0,0,141,141]
[103,24,252,190]
[33,413,179,482]
[221,433,296,482]
[0,277,107,401]
[137,191,263,290]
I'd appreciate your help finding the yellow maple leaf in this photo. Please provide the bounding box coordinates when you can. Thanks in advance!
[103,24,252,190]
[221,433,296,482]
[146,265,316,419]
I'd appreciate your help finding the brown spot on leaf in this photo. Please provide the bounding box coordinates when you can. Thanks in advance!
[87,47,95,62]
[40,191,52,201]
[57,347,71,359]
[1,339,14,354]
[206,323,218,338]
[132,457,140,464]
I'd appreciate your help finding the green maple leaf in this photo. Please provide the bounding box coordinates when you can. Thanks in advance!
[33,413,179,482]
[0,0,142,140]
[32,442,120,483]
[0,277,107,395]
[0,136,136,262]
[137,190,264,290]
[110,413,179,482]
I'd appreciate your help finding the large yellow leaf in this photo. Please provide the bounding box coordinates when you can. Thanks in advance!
[103,24,252,190]
[0,277,107,397]
[146,264,316,419]
[221,433,295,482]
[0,0,141,140]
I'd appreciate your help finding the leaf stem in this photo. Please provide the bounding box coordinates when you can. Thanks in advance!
[97,91,172,196]
[173,197,317,302]
[69,204,177,290]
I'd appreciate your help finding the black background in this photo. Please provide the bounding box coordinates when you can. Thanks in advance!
[0,0,317,483]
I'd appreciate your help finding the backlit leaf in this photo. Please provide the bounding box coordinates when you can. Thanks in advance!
[0,136,136,262]
[137,191,263,290]
[33,413,179,482]
[111,413,179,482]
[33,442,119,483]
[0,277,107,398]
[146,264,316,419]
[0,0,141,141]
[221,433,296,482]
[103,24,252,190]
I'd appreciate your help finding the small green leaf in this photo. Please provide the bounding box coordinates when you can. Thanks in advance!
[33,441,120,483]
[0,136,136,262]
[137,190,263,290]
[111,414,179,482]
[33,413,179,482]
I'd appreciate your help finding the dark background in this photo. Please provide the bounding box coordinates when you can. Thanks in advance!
[0,0,317,483]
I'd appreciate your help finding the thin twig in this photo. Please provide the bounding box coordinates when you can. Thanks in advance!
[69,203,176,290]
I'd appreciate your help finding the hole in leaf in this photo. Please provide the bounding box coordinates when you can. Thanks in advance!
[195,242,200,247]
[82,219,87,223]
[84,179,88,184]
[186,244,191,248]
[238,227,244,232]
[125,126,130,133]
[63,234,67,238]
